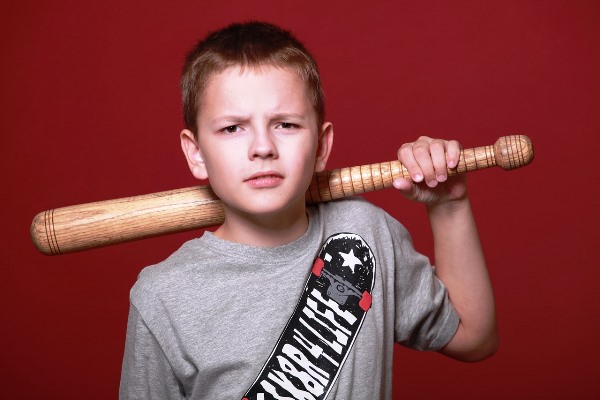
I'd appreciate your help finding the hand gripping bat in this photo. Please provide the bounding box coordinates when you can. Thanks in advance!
[30,135,533,255]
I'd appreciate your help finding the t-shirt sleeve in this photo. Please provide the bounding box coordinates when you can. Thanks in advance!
[385,213,460,351]
[119,302,184,400]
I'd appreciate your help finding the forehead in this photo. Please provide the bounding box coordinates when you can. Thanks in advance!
[200,64,314,114]
[203,64,308,95]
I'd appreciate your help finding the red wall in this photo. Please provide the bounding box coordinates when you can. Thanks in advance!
[2,1,598,398]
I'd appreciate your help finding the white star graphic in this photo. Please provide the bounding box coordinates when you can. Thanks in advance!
[339,249,362,273]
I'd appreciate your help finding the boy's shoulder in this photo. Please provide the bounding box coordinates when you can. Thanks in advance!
[321,195,380,212]
[318,196,393,224]
[130,239,204,299]
[317,196,411,241]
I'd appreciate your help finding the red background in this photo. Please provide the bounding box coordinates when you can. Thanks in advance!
[2,1,598,398]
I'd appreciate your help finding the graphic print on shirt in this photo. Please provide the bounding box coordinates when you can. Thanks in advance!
[242,233,376,400]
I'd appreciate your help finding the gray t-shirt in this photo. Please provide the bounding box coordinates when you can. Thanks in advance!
[120,197,459,399]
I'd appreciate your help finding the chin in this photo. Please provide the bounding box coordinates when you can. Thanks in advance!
[238,194,306,218]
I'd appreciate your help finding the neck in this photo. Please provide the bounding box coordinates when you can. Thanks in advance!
[215,199,309,247]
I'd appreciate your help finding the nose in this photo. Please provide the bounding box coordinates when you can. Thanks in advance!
[249,127,278,159]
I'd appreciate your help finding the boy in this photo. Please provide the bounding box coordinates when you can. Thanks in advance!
[120,22,497,399]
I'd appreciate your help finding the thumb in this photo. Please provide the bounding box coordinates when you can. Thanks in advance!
[393,177,420,201]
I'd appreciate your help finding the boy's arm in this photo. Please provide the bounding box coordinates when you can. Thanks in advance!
[394,136,499,362]
[120,304,184,399]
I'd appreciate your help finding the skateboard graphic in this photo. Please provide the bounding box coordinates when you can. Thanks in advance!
[242,233,376,400]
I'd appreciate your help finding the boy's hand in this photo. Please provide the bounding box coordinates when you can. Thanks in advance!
[393,136,467,207]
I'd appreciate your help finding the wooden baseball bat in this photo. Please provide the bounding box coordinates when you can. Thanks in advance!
[31,135,533,255]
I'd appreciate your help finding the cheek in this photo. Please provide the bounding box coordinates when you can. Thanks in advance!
[201,151,229,184]
[289,141,319,177]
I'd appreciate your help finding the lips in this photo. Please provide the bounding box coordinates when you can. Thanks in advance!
[245,171,283,188]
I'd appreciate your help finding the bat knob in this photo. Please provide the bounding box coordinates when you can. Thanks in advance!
[494,135,534,170]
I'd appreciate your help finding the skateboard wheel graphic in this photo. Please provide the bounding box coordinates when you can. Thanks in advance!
[311,258,324,276]
[359,290,372,311]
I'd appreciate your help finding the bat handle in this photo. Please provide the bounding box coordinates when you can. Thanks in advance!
[306,135,533,203]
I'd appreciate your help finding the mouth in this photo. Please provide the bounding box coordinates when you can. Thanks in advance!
[245,172,283,188]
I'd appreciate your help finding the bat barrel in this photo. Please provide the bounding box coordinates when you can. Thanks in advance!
[30,186,225,255]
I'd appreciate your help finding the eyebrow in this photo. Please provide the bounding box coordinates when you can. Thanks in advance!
[210,115,251,126]
[268,112,308,122]
[211,112,309,125]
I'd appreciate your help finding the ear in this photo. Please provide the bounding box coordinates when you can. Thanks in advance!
[314,122,334,172]
[180,129,209,180]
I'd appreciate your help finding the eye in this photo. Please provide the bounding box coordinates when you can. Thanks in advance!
[277,122,298,130]
[221,125,241,134]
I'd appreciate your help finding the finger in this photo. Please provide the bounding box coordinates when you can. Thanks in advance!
[446,140,461,169]
[392,176,412,191]
[412,138,438,187]
[429,139,448,182]
[397,143,424,183]
[392,177,419,201]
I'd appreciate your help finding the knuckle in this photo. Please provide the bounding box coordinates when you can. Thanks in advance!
[412,144,430,157]
[398,144,413,157]
[449,140,462,153]
[430,138,445,147]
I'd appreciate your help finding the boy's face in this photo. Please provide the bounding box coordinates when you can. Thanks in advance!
[181,65,332,220]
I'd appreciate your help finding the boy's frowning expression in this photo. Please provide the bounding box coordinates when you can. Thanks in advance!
[181,65,332,226]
